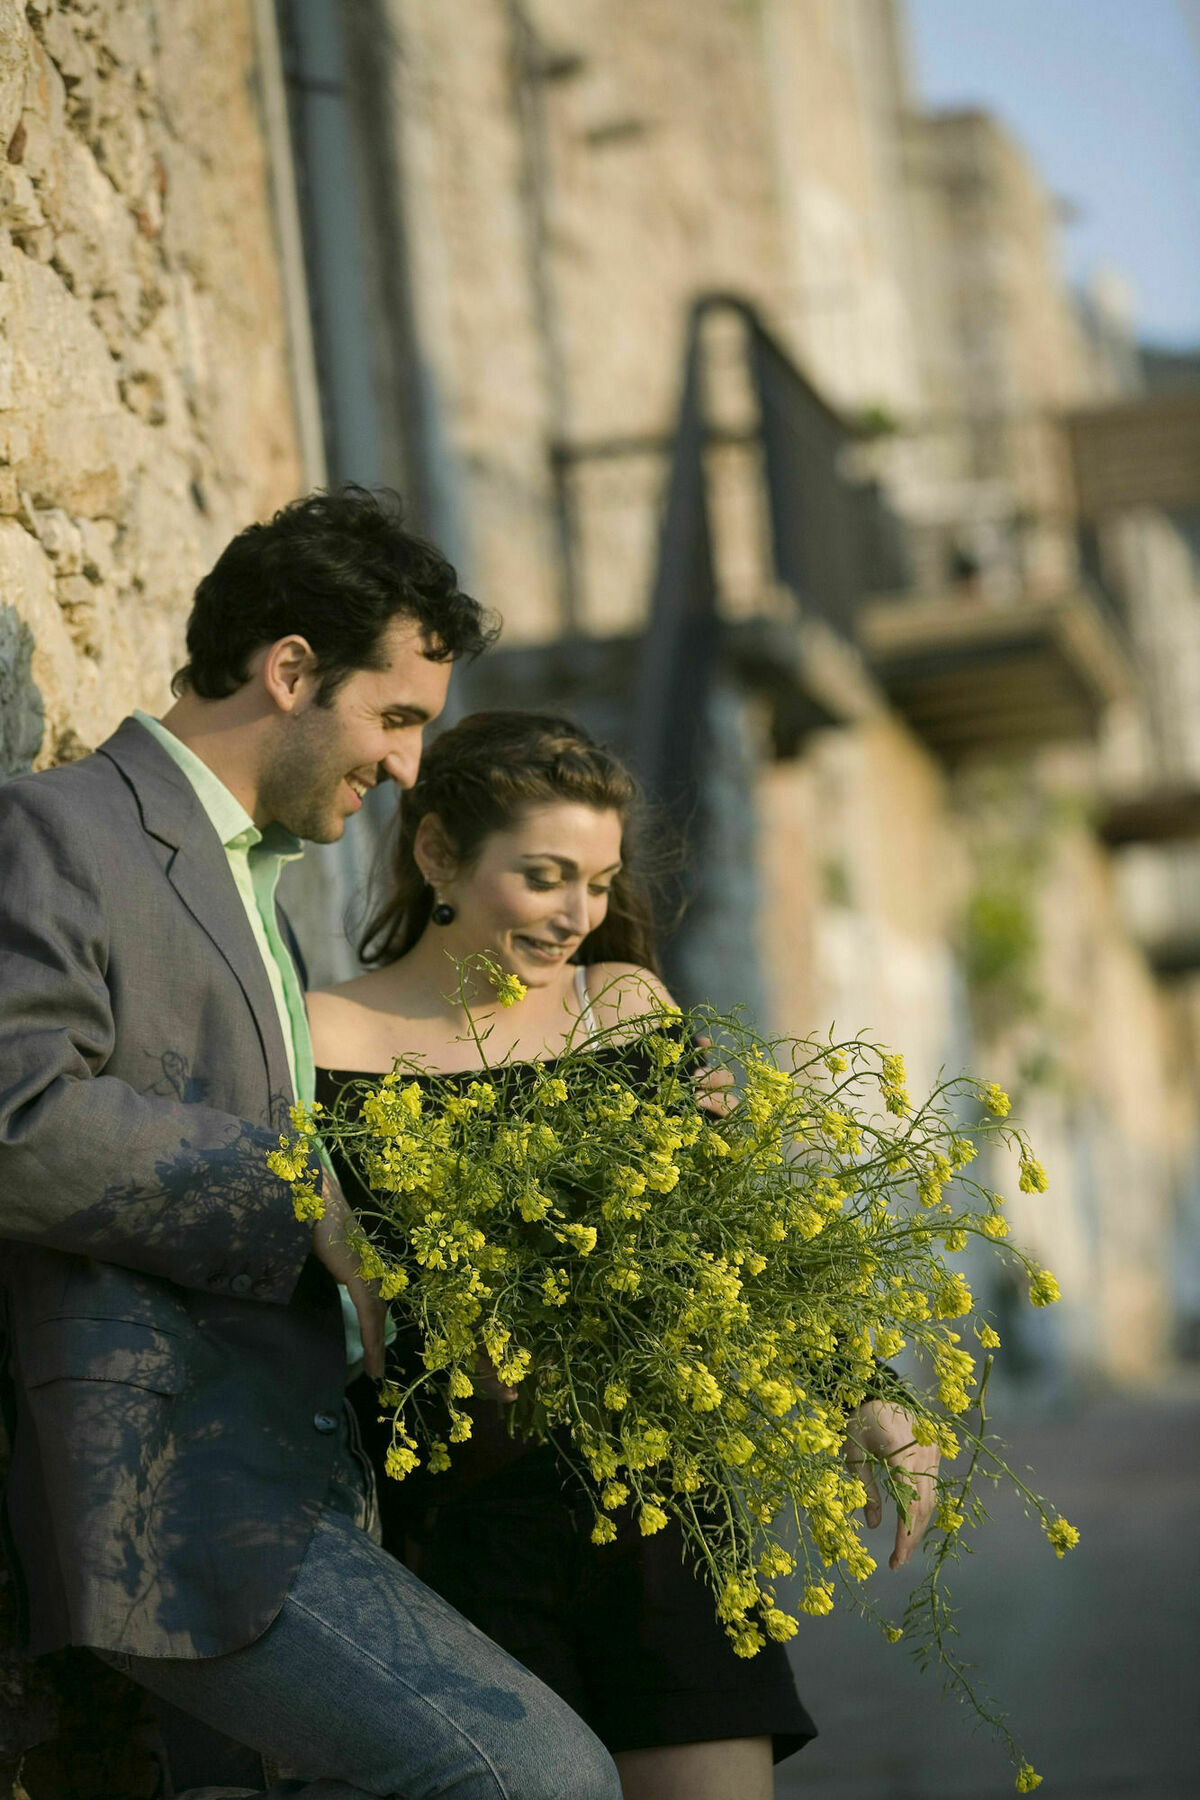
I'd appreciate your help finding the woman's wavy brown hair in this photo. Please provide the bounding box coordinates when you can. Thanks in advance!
[360,710,661,972]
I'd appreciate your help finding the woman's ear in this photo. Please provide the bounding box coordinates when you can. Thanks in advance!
[413,813,460,888]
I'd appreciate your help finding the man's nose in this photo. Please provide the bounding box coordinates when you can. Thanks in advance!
[380,746,419,789]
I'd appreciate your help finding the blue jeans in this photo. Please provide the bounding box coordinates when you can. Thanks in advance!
[101,1416,620,1799]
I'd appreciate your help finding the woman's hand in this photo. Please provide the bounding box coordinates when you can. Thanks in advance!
[692,1034,736,1118]
[844,1398,940,1569]
[474,1353,519,1403]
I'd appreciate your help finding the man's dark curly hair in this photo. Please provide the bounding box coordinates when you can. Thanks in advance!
[172,486,498,702]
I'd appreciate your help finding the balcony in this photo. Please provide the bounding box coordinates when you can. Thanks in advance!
[1098,788,1200,849]
[1067,392,1200,516]
[855,585,1136,763]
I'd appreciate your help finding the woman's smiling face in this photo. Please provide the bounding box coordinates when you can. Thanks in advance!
[424,801,624,986]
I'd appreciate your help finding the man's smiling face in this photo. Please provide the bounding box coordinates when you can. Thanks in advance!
[261,618,452,842]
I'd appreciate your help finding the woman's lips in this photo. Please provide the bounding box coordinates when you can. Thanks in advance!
[513,935,572,962]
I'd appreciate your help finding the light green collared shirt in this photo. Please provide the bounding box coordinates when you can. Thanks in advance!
[133,712,366,1369]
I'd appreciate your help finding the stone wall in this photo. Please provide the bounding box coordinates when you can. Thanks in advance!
[0,0,304,779]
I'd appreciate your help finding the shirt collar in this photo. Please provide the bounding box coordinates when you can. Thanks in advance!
[132,711,303,861]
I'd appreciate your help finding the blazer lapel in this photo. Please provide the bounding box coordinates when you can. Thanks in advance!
[98,718,296,1109]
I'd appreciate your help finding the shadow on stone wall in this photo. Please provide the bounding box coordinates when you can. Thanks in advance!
[0,609,43,781]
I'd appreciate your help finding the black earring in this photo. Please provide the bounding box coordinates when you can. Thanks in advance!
[431,899,456,926]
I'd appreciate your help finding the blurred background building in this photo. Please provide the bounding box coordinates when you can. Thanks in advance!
[3,2,1200,1792]
[278,0,1200,1395]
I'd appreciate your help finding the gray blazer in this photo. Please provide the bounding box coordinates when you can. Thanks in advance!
[0,718,346,1659]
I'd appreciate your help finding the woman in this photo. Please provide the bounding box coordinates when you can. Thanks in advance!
[308,710,816,1800]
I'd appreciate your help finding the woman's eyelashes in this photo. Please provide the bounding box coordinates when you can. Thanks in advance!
[523,870,612,897]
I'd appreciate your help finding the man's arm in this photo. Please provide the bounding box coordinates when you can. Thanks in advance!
[0,780,313,1302]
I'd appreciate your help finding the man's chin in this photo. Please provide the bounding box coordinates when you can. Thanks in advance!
[277,809,347,846]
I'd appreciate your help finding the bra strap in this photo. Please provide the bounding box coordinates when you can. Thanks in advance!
[573,962,599,1039]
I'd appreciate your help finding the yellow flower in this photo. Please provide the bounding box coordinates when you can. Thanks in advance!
[557,1222,598,1256]
[1015,1765,1042,1793]
[606,1263,642,1295]
[933,1274,973,1319]
[541,1268,570,1307]
[936,1497,965,1533]
[601,1480,630,1510]
[935,1424,960,1460]
[880,1052,910,1116]
[622,1424,671,1470]
[716,1573,760,1621]
[977,1322,1001,1349]
[758,1545,795,1580]
[604,1381,630,1411]
[885,1625,904,1644]
[448,1409,473,1443]
[494,970,527,1008]
[800,1581,834,1616]
[427,1440,452,1475]
[1044,1516,1080,1558]
[762,1607,798,1643]
[496,1346,532,1386]
[731,1624,765,1658]
[1029,1268,1061,1307]
[447,1367,475,1399]
[289,1184,325,1222]
[982,1082,1011,1118]
[591,1515,617,1545]
[638,1501,669,1536]
[268,1136,314,1182]
[677,1361,724,1412]
[385,1439,420,1481]
[1019,1155,1049,1194]
[517,1186,552,1223]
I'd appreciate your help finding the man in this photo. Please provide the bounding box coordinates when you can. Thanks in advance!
[0,488,622,1800]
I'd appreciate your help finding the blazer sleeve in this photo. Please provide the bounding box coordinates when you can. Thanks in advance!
[0,779,316,1303]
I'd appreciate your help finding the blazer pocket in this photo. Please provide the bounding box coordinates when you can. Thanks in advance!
[20,1317,187,1396]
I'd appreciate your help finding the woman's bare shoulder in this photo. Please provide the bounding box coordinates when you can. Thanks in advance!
[585,962,680,1026]
[306,970,401,1066]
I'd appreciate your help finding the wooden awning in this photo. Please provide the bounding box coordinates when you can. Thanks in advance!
[1097,788,1200,848]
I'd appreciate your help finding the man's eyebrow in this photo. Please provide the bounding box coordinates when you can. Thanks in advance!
[519,853,623,875]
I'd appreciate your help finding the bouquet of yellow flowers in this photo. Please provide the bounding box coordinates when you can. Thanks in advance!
[270,965,1072,1792]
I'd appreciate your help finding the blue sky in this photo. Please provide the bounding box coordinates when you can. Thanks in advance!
[906,0,1200,347]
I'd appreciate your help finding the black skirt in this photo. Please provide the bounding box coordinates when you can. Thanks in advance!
[349,1377,817,1762]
